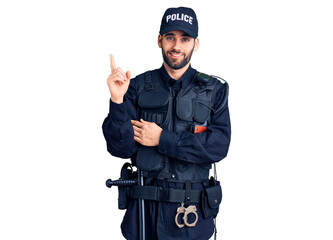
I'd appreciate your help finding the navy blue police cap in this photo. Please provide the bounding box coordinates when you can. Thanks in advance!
[160,7,198,39]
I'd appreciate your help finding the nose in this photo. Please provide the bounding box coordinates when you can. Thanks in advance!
[172,39,182,52]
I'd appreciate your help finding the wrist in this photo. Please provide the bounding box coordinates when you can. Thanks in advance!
[158,130,178,157]
[110,97,124,104]
[156,128,163,146]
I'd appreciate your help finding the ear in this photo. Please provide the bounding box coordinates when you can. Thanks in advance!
[194,37,199,52]
[158,34,162,48]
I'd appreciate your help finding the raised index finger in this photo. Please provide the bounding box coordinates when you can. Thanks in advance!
[110,54,116,72]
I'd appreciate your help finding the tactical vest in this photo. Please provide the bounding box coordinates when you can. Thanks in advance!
[133,69,228,181]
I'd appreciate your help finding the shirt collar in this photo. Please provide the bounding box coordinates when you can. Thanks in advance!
[160,64,197,90]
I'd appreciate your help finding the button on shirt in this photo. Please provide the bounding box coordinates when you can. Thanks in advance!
[102,65,231,165]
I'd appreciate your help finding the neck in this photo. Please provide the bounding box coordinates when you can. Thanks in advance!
[163,62,190,80]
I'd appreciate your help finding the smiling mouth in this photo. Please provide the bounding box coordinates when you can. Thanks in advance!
[168,51,183,59]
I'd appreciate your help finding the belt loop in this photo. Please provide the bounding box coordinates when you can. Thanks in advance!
[185,181,191,205]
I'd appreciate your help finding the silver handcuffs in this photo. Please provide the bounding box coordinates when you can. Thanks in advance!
[175,202,199,228]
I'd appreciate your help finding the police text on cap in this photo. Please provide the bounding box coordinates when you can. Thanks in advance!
[166,13,193,25]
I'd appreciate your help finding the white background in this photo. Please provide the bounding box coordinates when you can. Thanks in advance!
[1,0,332,239]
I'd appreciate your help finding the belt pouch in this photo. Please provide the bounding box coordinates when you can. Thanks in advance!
[118,186,128,209]
[118,163,133,209]
[201,179,222,218]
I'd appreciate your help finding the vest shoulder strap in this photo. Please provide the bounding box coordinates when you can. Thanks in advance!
[194,72,229,113]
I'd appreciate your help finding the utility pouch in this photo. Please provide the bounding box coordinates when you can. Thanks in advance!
[201,177,222,218]
[136,84,169,172]
[136,146,164,172]
[118,163,134,210]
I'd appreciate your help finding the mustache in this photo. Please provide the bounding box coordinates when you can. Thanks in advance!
[170,50,182,54]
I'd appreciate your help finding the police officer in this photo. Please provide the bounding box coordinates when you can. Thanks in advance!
[103,7,231,240]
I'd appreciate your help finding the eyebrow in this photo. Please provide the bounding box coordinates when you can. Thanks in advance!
[164,33,175,37]
[164,32,191,37]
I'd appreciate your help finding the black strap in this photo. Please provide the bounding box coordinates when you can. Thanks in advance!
[131,185,202,203]
[144,71,153,91]
[185,181,191,205]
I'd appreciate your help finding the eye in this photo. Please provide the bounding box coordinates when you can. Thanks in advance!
[166,36,174,41]
[182,38,190,42]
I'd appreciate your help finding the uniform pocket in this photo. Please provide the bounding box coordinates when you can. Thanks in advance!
[138,89,170,126]
[138,91,169,108]
[176,98,193,121]
[193,101,211,123]
[136,146,165,171]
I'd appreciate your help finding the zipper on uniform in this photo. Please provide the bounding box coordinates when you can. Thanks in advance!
[172,89,178,132]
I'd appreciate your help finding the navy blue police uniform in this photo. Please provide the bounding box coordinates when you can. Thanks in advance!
[102,7,231,240]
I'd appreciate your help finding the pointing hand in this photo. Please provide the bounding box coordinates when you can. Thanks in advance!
[107,54,131,104]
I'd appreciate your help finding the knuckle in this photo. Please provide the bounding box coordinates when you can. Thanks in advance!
[116,67,124,73]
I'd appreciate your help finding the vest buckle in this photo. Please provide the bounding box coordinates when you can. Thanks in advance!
[144,84,154,91]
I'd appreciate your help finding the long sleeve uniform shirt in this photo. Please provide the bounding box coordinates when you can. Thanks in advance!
[102,65,231,166]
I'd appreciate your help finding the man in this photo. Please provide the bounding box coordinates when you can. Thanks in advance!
[102,7,231,240]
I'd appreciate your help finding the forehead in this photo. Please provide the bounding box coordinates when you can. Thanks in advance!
[163,30,191,37]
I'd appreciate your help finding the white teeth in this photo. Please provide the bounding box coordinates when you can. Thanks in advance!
[170,52,181,57]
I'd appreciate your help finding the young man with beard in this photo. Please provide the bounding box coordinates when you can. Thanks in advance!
[102,7,231,240]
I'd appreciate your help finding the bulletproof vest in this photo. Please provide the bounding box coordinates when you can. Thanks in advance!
[133,69,226,181]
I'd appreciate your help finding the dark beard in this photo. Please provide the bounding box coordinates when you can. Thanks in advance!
[162,46,195,70]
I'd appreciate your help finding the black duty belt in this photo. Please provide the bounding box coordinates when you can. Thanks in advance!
[131,185,202,203]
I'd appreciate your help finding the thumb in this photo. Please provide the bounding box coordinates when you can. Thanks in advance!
[126,71,131,80]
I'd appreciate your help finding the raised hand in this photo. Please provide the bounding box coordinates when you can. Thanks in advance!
[107,54,131,103]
